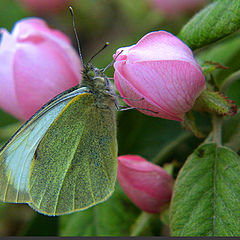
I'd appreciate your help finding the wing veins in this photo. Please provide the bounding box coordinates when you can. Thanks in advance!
[1,87,88,153]
[84,109,114,202]
[3,170,11,201]
[2,121,47,202]
[53,159,73,215]
[72,181,76,211]
[15,133,30,202]
[16,137,44,202]
[1,135,27,167]
[1,90,90,207]
[3,134,28,202]
[52,107,90,214]
[29,172,37,191]
[29,93,116,215]
[33,170,55,209]
[96,134,111,183]
[87,159,96,204]
[94,111,114,184]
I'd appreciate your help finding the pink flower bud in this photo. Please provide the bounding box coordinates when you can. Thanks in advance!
[113,31,205,121]
[117,155,173,214]
[150,0,208,18]
[0,18,82,120]
[18,0,69,14]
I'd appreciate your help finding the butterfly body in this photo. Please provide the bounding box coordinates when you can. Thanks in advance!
[0,63,118,216]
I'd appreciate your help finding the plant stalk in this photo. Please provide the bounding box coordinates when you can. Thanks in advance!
[212,115,222,146]
[130,211,153,236]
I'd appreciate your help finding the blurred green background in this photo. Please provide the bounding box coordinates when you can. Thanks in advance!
[0,0,239,236]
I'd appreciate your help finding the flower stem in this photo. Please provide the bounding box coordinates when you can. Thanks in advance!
[130,211,153,236]
[212,115,222,146]
[152,131,192,164]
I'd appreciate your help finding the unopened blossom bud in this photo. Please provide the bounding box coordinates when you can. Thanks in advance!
[0,18,82,120]
[118,155,174,213]
[113,31,205,121]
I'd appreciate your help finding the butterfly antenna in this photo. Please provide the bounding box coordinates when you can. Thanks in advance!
[102,50,123,73]
[69,6,84,65]
[87,42,110,64]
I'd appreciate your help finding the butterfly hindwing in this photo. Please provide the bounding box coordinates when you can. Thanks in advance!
[28,92,117,216]
[0,87,88,203]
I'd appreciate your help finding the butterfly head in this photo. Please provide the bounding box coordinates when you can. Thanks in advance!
[81,63,113,95]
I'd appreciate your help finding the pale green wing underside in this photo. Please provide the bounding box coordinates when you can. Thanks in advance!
[28,93,118,216]
[0,87,88,203]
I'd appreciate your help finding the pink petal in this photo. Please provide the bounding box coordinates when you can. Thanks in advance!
[115,59,205,120]
[12,18,71,45]
[118,173,171,213]
[115,70,180,120]
[114,46,135,61]
[13,39,81,119]
[118,155,173,213]
[0,30,23,119]
[113,31,206,121]
[127,31,199,68]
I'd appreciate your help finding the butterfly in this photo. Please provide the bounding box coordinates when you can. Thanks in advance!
[0,63,118,216]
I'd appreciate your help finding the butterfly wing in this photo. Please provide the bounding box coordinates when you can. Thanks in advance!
[0,87,87,203]
[28,93,118,216]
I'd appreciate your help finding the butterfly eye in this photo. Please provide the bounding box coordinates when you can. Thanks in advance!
[87,70,95,78]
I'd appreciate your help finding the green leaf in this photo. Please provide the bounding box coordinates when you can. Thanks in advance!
[178,0,240,50]
[170,143,240,236]
[197,33,240,86]
[59,184,139,236]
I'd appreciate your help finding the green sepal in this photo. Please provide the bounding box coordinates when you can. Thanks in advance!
[196,33,240,87]
[194,89,238,116]
[201,61,229,76]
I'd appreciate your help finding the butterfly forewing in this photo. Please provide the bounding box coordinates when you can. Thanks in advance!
[0,87,87,203]
[29,92,117,216]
